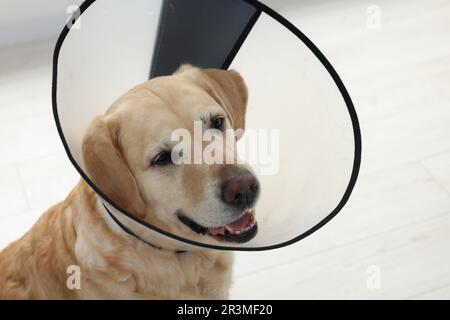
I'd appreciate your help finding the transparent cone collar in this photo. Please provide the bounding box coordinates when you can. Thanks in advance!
[53,0,361,251]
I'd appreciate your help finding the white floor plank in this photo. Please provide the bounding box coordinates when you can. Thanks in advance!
[0,112,65,167]
[0,164,29,217]
[413,285,450,300]
[0,208,44,250]
[17,153,79,211]
[232,214,450,299]
[233,162,450,278]
[422,151,450,196]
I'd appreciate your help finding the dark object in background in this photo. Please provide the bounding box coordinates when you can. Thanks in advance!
[150,0,260,78]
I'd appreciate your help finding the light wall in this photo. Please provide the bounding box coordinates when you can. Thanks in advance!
[0,0,84,46]
[0,0,298,46]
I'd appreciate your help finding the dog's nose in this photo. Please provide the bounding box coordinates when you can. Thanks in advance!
[222,171,260,209]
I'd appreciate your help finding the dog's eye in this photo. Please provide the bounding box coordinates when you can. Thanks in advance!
[212,116,225,130]
[151,151,172,166]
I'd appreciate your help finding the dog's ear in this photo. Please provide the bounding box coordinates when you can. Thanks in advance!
[175,63,198,74]
[82,116,146,217]
[192,69,249,139]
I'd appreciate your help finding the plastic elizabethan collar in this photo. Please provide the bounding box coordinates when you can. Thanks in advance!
[53,0,361,251]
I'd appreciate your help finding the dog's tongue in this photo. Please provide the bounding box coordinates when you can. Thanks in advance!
[208,226,226,236]
[208,213,253,235]
[228,213,252,231]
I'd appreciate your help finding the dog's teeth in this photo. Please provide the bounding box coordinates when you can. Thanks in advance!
[220,212,257,238]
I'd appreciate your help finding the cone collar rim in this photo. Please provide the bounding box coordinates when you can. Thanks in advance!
[52,0,362,251]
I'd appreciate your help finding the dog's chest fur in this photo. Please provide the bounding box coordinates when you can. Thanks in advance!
[0,181,233,299]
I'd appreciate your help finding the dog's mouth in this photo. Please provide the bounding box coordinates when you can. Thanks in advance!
[178,209,257,244]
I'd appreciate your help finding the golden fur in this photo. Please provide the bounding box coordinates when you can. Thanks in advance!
[0,182,233,299]
[0,66,252,299]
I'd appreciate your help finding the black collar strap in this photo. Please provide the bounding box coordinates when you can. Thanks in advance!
[102,203,187,254]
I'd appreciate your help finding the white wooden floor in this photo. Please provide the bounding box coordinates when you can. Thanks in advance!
[1,0,450,299]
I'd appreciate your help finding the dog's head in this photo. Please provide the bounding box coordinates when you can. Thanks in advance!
[82,65,260,245]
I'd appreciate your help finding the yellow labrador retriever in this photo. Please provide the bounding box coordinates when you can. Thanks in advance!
[0,65,260,299]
